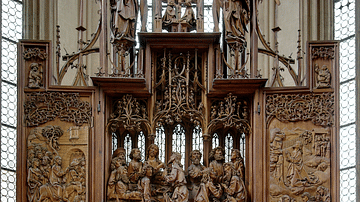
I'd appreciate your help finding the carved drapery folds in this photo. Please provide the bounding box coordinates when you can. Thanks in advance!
[154,50,205,128]
[24,92,92,127]
[265,93,335,127]
[208,93,250,135]
[108,94,150,133]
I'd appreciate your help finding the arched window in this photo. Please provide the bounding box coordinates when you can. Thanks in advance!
[212,133,219,148]
[124,133,132,163]
[172,124,186,167]
[225,133,233,162]
[155,126,166,163]
[192,125,203,162]
[112,132,118,154]
[138,131,146,161]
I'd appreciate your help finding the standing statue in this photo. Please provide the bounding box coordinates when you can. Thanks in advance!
[164,152,189,202]
[187,150,205,200]
[28,63,43,88]
[221,162,247,202]
[180,0,196,28]
[111,0,139,41]
[162,0,177,27]
[223,0,250,40]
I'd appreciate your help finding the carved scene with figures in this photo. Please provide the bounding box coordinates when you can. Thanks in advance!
[16,1,341,202]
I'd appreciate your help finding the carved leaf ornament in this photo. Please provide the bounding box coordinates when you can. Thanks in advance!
[266,93,334,127]
[24,92,92,126]
[108,94,150,133]
[23,48,48,60]
[208,93,250,134]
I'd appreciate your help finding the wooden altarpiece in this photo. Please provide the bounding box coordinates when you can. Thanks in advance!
[17,1,340,202]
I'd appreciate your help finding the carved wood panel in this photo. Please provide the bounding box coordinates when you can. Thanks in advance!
[266,93,334,202]
[23,92,92,202]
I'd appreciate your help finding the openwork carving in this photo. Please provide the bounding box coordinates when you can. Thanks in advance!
[154,50,205,128]
[27,126,87,202]
[269,128,330,202]
[266,93,335,127]
[23,48,48,60]
[108,94,150,133]
[208,93,250,134]
[24,92,92,127]
[311,47,335,60]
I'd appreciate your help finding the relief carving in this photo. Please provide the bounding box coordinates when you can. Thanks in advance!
[28,63,43,89]
[106,145,248,202]
[208,93,250,135]
[265,93,335,127]
[108,94,150,133]
[24,92,92,127]
[27,126,87,202]
[311,47,335,60]
[314,64,331,88]
[269,128,330,202]
[23,48,48,60]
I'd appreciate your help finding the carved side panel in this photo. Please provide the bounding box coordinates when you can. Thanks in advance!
[309,42,339,90]
[266,93,334,202]
[18,40,51,89]
[24,92,92,202]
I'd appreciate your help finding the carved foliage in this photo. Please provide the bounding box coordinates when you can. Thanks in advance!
[311,47,335,60]
[154,51,204,127]
[23,48,48,60]
[266,93,334,127]
[208,93,250,134]
[24,92,92,127]
[108,94,150,133]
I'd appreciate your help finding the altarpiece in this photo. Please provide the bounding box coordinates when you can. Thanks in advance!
[17,0,339,201]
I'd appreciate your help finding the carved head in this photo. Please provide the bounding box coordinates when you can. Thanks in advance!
[169,152,182,166]
[279,195,291,202]
[30,63,39,71]
[146,144,159,160]
[129,148,141,161]
[113,147,127,165]
[54,156,62,165]
[301,192,311,202]
[190,150,202,165]
[209,146,225,162]
[230,149,242,162]
[142,163,154,177]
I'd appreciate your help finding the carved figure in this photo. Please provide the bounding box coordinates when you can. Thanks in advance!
[65,157,86,201]
[230,149,245,180]
[269,128,285,182]
[209,146,225,184]
[187,150,205,200]
[314,64,331,88]
[164,152,189,202]
[223,0,250,40]
[111,0,139,40]
[194,167,223,202]
[27,158,44,202]
[128,148,143,184]
[301,192,315,202]
[284,141,308,194]
[221,162,247,202]
[180,0,196,27]
[49,156,67,198]
[145,144,165,183]
[28,63,43,88]
[278,195,291,202]
[162,0,177,27]
[138,164,155,202]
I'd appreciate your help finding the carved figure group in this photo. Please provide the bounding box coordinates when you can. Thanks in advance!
[269,128,331,202]
[107,145,247,202]
[27,145,86,202]
[314,64,331,88]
